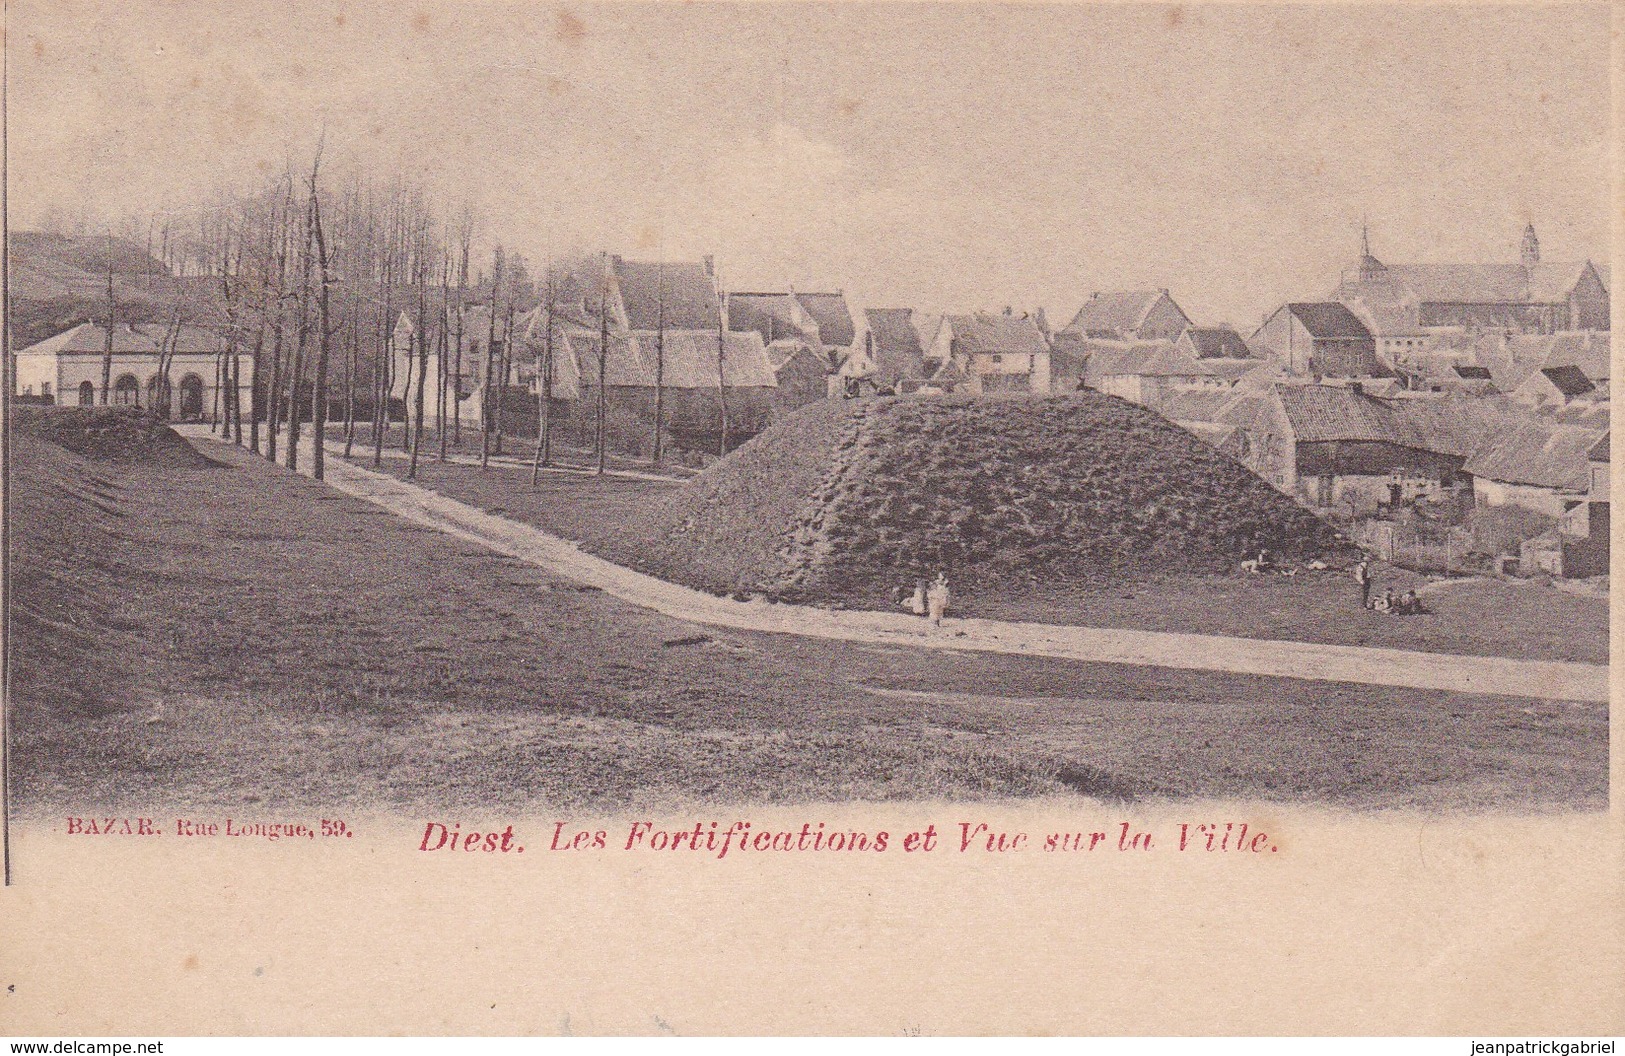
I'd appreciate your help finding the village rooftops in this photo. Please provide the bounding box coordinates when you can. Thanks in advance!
[610,257,720,331]
[1283,302,1373,341]
[943,312,1051,356]
[1087,340,1211,379]
[1061,290,1177,337]
[17,322,228,356]
[1179,326,1252,359]
[1464,417,1607,492]
[726,291,855,349]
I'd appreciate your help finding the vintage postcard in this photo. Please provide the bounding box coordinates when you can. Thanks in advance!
[0,0,1619,1038]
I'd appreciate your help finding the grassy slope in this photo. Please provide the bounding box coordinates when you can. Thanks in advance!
[601,393,1349,606]
[593,398,865,596]
[8,426,1605,814]
[360,452,1608,664]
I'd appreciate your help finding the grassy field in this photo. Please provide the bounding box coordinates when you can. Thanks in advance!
[7,420,1606,816]
[361,455,1608,665]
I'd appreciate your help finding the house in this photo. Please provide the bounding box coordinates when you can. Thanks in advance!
[14,321,253,422]
[858,308,927,391]
[1057,289,1191,343]
[1470,330,1610,396]
[1335,224,1610,337]
[1464,415,1608,523]
[1250,302,1387,379]
[1510,364,1599,409]
[1557,430,1611,577]
[726,289,856,402]
[1079,340,1222,407]
[1172,381,1498,514]
[541,325,778,448]
[922,310,1052,395]
[1174,326,1252,361]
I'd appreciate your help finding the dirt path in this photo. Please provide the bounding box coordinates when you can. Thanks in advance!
[185,428,1609,703]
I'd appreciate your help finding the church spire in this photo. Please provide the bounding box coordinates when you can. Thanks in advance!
[1355,220,1385,281]
[1521,223,1540,268]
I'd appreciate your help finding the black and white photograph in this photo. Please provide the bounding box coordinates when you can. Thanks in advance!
[0,0,1617,1040]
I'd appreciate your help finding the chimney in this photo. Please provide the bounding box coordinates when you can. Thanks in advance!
[1003,306,1013,316]
[702,255,714,278]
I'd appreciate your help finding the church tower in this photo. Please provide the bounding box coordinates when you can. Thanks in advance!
[1355,224,1386,281]
[1520,223,1540,268]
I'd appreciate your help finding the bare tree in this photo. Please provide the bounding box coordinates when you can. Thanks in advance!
[100,231,115,405]
[652,259,666,465]
[596,252,609,475]
[307,146,336,481]
[531,259,556,484]
[716,266,730,456]
[480,246,504,470]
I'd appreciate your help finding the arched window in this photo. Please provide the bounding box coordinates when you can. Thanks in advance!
[178,374,205,420]
[78,380,96,406]
[113,374,140,407]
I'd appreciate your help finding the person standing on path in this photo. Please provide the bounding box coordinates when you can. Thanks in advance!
[1354,558,1372,608]
[926,573,951,628]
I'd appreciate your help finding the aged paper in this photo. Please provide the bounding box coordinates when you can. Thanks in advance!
[1,0,1620,1037]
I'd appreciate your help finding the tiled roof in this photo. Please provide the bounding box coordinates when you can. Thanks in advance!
[1061,290,1163,336]
[1182,326,1252,359]
[632,329,777,389]
[1539,365,1597,400]
[727,293,814,346]
[794,292,855,348]
[1287,302,1372,340]
[862,308,927,382]
[1465,418,1607,491]
[1276,383,1404,444]
[944,312,1050,357]
[612,257,719,331]
[1377,393,1526,459]
[1096,341,1212,379]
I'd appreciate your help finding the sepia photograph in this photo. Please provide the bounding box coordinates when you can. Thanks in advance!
[0,0,1617,1039]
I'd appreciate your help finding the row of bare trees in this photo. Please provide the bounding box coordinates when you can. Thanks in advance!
[104,153,747,488]
[114,150,557,482]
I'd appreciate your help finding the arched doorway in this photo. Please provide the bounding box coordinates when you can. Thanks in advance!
[78,380,95,406]
[178,374,205,420]
[113,374,140,407]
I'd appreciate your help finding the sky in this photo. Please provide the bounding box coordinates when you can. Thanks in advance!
[7,0,1614,328]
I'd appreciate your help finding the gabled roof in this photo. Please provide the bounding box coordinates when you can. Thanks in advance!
[862,307,928,383]
[1062,290,1166,336]
[943,312,1050,356]
[1525,261,1596,302]
[1453,364,1493,380]
[1538,365,1597,400]
[1092,340,1212,379]
[611,257,719,331]
[1377,393,1525,459]
[1276,383,1404,444]
[1374,261,1598,305]
[793,292,855,348]
[630,329,778,389]
[1465,419,1606,491]
[567,331,652,388]
[1544,331,1611,381]
[727,293,816,346]
[1286,302,1372,340]
[1181,326,1252,359]
[1589,431,1609,463]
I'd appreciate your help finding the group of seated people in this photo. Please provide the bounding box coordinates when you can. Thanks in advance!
[1368,589,1425,616]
